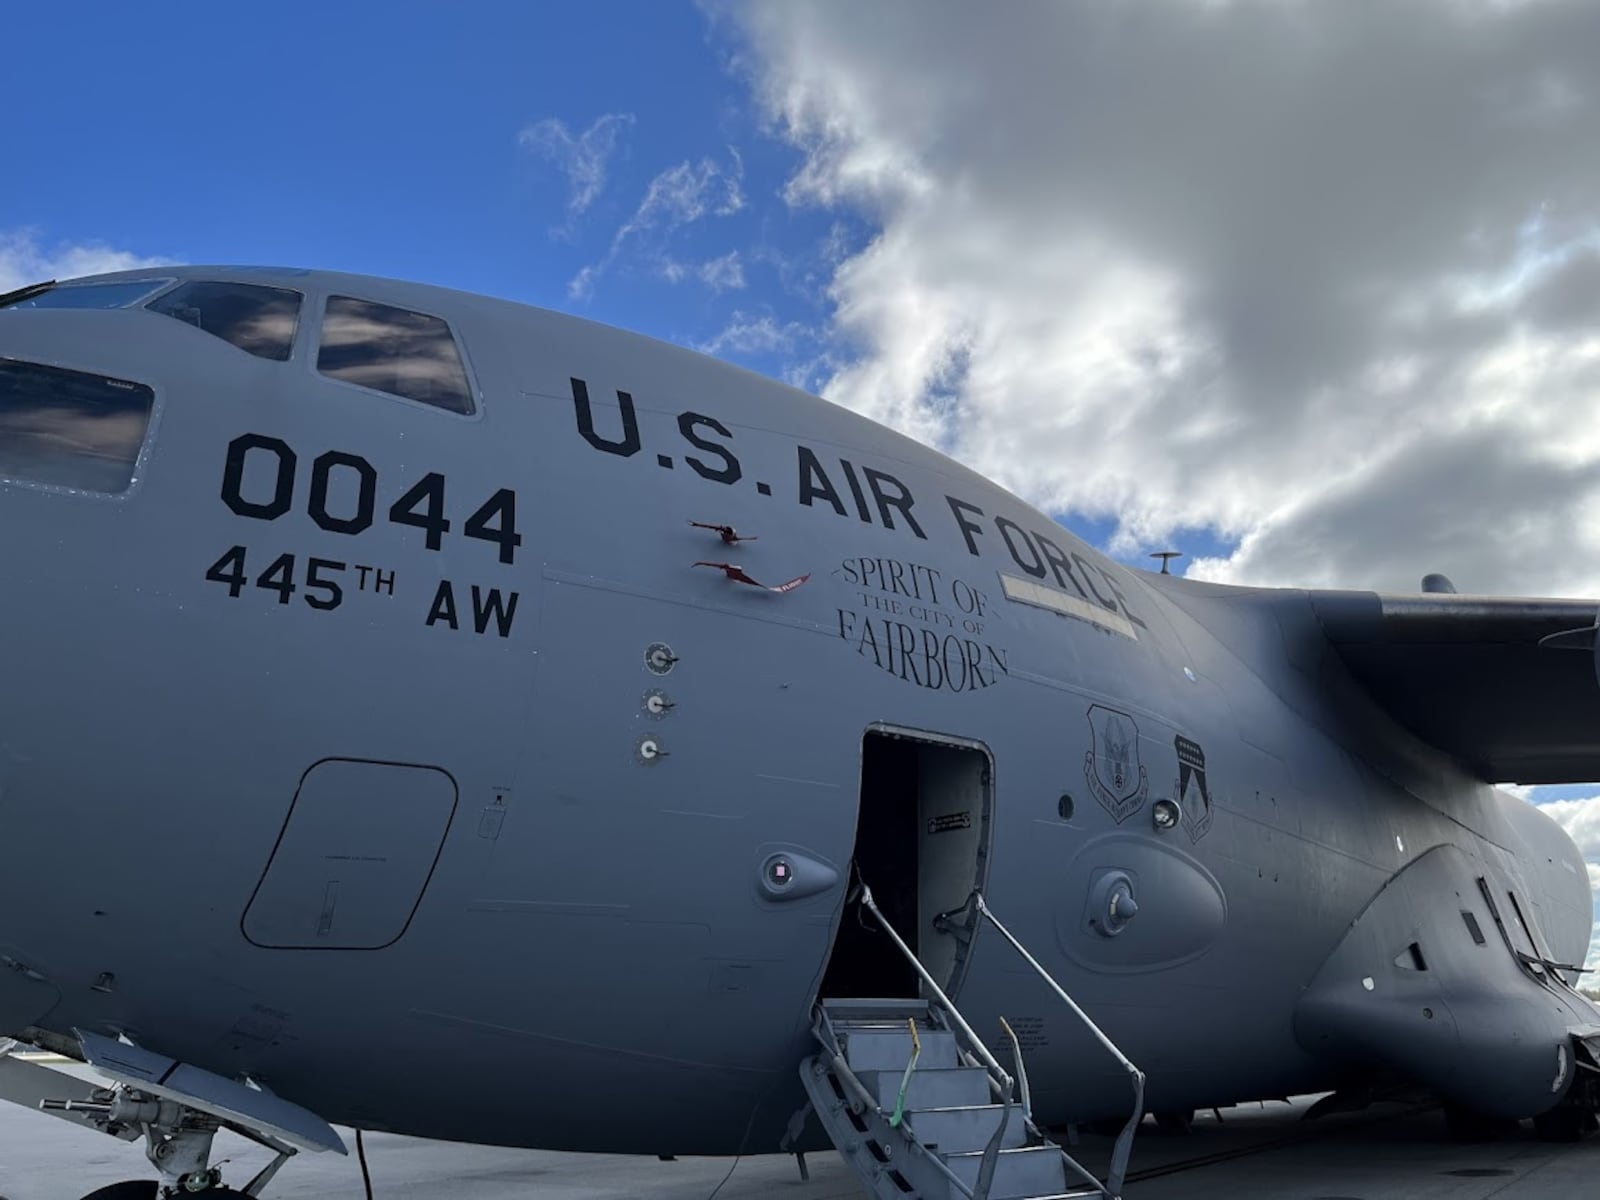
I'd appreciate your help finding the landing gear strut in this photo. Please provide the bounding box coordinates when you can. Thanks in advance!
[45,1083,293,1198]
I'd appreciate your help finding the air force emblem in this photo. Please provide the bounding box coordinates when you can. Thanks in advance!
[1175,734,1214,841]
[1084,705,1149,823]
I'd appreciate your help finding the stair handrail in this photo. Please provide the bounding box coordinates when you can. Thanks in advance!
[997,1016,1032,1124]
[970,891,1147,1198]
[855,885,1016,1101]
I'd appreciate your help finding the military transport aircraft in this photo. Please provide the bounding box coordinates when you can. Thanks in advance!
[1,266,1597,1200]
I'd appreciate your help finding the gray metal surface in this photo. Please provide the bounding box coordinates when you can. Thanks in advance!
[2,265,1600,1195]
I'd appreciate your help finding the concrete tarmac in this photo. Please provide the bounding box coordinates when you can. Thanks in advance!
[5,1083,1600,1200]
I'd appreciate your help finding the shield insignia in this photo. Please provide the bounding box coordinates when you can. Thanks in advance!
[1174,734,1214,841]
[1084,705,1148,823]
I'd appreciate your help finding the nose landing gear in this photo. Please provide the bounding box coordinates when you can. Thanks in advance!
[46,1083,293,1198]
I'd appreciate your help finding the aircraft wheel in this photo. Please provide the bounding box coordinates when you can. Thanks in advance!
[1154,1109,1195,1135]
[78,1184,157,1200]
[1533,1105,1596,1142]
[1442,1103,1518,1143]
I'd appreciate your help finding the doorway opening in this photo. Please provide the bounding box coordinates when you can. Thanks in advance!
[818,727,993,1001]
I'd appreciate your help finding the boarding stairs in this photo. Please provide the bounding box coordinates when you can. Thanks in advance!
[795,887,1145,1200]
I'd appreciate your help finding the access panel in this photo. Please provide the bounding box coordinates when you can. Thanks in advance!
[243,759,458,949]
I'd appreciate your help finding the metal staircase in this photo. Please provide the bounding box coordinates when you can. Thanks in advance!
[795,887,1144,1200]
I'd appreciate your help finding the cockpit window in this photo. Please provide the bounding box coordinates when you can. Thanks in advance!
[0,358,155,493]
[0,279,172,311]
[317,296,474,415]
[146,281,301,361]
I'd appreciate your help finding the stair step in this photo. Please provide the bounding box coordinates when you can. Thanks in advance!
[862,1065,993,1110]
[843,1027,961,1072]
[944,1145,1068,1199]
[904,1103,1028,1154]
[820,997,935,1025]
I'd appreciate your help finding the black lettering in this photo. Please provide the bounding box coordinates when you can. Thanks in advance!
[388,472,450,550]
[1097,567,1150,630]
[1036,533,1092,600]
[308,451,377,535]
[677,413,742,484]
[304,558,345,612]
[205,545,249,597]
[426,580,459,630]
[987,644,1010,675]
[356,564,373,591]
[799,447,847,515]
[471,586,519,637]
[221,433,295,520]
[920,628,946,690]
[887,559,910,598]
[374,568,396,596]
[895,622,920,685]
[1074,553,1119,611]
[838,459,873,523]
[964,640,991,689]
[837,608,857,641]
[464,489,522,565]
[862,467,926,539]
[839,559,862,587]
[943,635,969,692]
[255,553,296,605]
[995,517,1046,579]
[947,497,986,557]
[571,376,641,457]
[858,616,885,667]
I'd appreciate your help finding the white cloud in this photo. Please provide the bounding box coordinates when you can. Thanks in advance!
[720,0,1600,595]
[697,250,746,292]
[518,113,635,226]
[0,229,168,293]
[696,310,813,358]
[624,154,744,237]
[570,151,746,299]
[1538,795,1600,861]
[659,251,746,292]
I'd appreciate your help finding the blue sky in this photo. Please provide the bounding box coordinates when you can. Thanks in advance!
[0,1,1230,568]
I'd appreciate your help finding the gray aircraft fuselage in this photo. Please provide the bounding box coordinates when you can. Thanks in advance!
[0,267,1591,1157]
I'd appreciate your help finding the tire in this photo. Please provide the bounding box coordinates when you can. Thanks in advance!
[79,1184,158,1200]
[1442,1103,1518,1143]
[1154,1109,1195,1135]
[1533,1105,1596,1142]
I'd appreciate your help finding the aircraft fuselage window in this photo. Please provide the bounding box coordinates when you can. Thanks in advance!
[316,296,474,415]
[0,279,173,311]
[146,280,302,361]
[0,358,155,493]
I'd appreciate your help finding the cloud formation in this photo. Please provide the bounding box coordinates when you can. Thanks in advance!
[721,0,1600,595]
[570,151,746,299]
[0,229,168,293]
[518,113,635,228]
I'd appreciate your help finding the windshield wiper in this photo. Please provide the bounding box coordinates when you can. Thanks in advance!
[0,280,57,309]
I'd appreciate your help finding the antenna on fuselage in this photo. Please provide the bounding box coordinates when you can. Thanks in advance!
[1421,573,1458,594]
[1150,551,1183,575]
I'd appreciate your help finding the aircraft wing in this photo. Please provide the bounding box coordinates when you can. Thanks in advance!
[1308,591,1600,784]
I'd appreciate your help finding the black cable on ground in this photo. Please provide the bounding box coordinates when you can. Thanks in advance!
[356,1128,374,1200]
[704,1151,742,1200]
